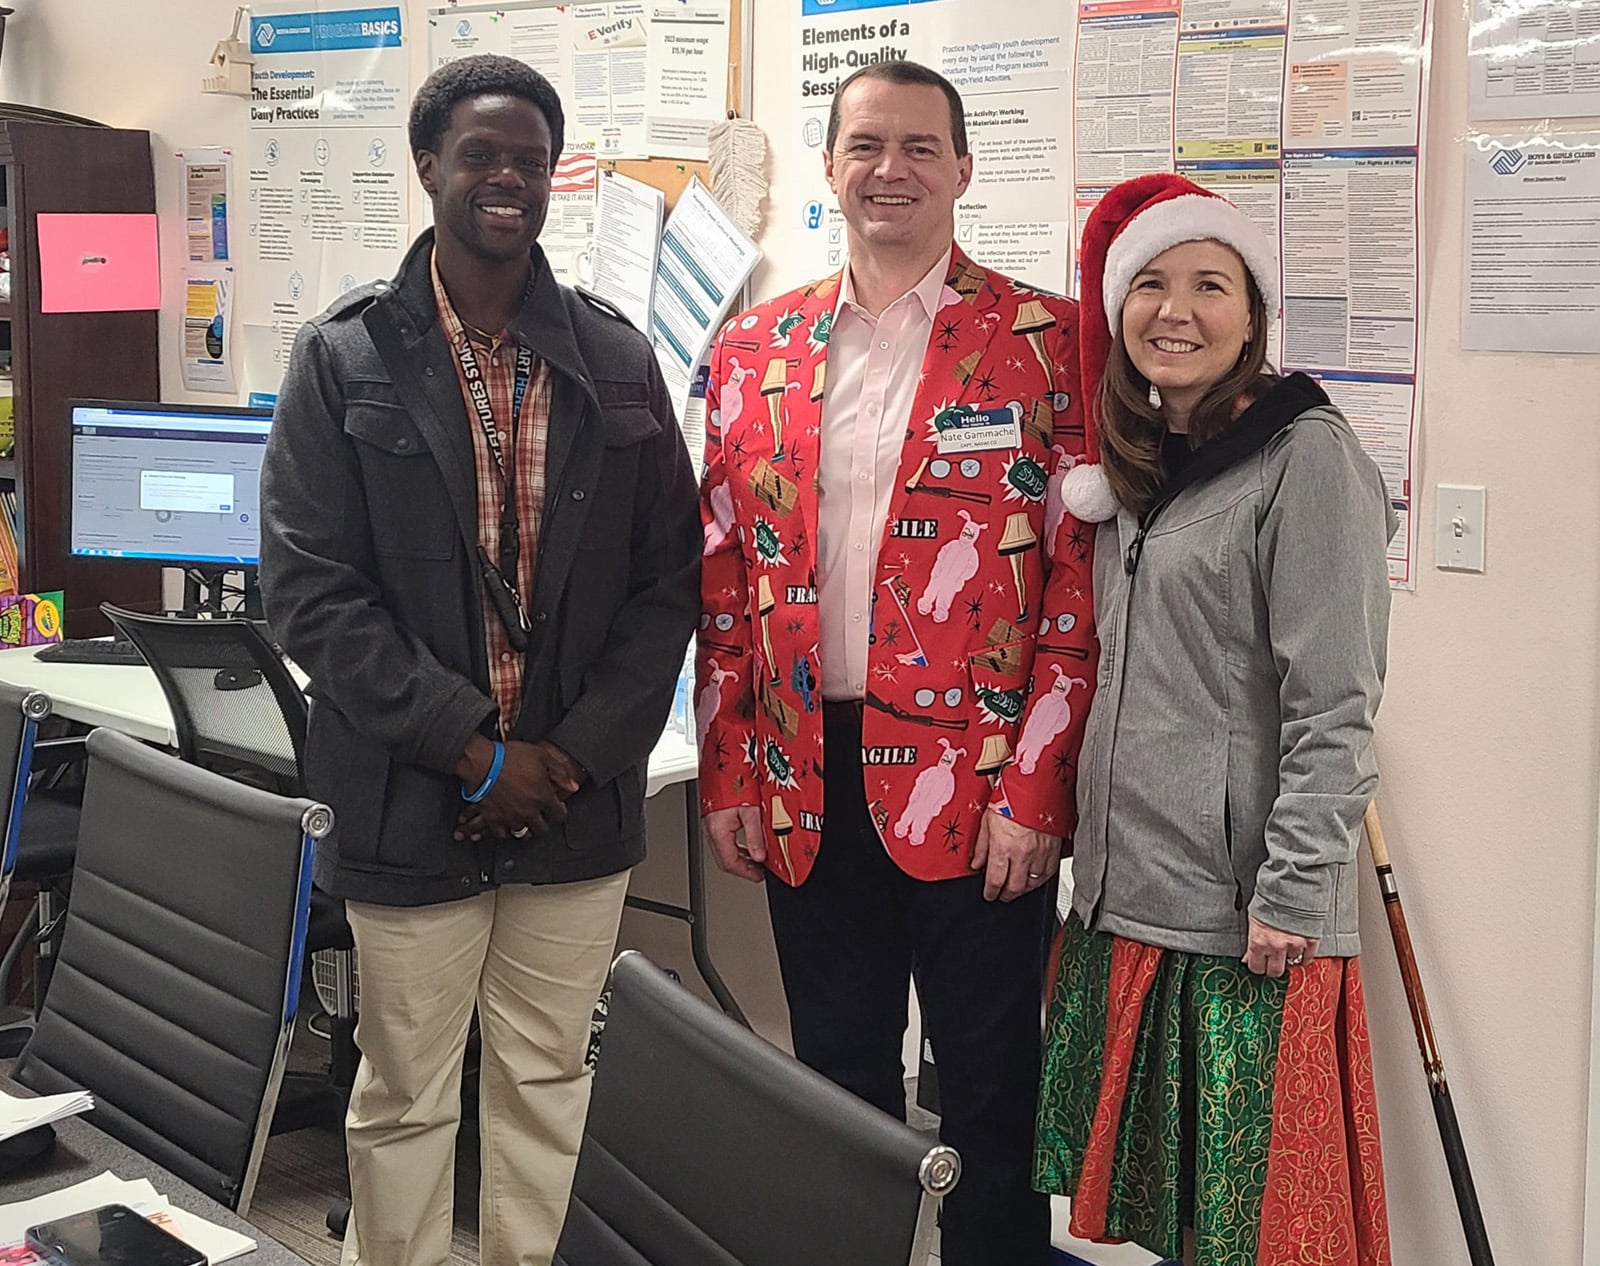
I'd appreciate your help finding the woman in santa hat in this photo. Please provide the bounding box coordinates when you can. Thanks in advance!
[1033,173,1397,1266]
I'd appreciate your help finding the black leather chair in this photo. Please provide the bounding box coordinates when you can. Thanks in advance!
[99,604,358,1101]
[554,952,960,1266]
[0,681,82,1055]
[13,727,332,1214]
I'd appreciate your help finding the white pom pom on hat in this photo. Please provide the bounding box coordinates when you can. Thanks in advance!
[1067,173,1280,523]
[1061,462,1119,525]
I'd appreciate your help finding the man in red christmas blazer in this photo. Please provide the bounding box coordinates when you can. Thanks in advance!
[695,61,1096,1265]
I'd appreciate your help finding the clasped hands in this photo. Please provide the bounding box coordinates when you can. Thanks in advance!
[702,804,1062,903]
[454,735,586,842]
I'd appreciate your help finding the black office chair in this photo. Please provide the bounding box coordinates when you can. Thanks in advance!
[0,682,84,1056]
[98,605,358,1103]
[554,951,960,1266]
[13,727,332,1215]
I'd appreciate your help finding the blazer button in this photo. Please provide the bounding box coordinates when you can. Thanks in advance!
[572,489,585,501]
[396,437,410,450]
[534,611,548,624]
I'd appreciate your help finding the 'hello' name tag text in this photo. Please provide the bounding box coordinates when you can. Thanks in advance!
[935,404,1023,454]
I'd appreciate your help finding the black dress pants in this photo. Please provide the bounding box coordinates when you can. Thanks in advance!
[764,704,1052,1266]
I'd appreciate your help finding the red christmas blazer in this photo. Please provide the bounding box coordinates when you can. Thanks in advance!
[695,247,1097,885]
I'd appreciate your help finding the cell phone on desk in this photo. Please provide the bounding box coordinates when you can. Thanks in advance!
[24,1203,205,1266]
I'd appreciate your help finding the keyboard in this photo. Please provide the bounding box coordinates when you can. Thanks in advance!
[34,638,147,666]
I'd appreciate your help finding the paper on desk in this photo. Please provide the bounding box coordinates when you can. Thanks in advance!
[0,1172,256,1263]
[150,1199,257,1264]
[0,1088,93,1142]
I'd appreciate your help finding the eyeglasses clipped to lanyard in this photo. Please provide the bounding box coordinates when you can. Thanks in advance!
[455,333,535,653]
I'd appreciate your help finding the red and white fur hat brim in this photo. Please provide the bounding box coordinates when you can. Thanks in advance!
[1065,175,1280,524]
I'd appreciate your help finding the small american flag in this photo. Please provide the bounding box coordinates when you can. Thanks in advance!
[552,152,598,195]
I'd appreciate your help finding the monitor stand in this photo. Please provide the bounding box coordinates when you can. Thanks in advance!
[180,565,264,621]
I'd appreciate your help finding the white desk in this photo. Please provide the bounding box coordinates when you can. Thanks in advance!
[0,643,741,1019]
[0,645,178,746]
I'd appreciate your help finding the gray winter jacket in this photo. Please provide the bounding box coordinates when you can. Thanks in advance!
[1070,374,1397,958]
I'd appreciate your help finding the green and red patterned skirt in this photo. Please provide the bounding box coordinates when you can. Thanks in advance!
[1034,917,1392,1266]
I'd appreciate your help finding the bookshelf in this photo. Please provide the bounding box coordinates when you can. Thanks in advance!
[0,118,161,634]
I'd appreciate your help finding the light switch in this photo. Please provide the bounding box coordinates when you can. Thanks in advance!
[1435,485,1486,573]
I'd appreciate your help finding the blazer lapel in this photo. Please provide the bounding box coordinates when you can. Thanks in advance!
[749,273,839,589]
[878,249,1008,545]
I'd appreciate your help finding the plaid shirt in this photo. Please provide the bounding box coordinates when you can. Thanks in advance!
[431,253,553,738]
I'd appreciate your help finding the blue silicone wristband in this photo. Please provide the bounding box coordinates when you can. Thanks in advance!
[462,741,505,803]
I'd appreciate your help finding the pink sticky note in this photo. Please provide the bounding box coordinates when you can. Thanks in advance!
[35,213,161,313]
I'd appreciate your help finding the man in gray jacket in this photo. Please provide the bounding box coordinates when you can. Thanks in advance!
[260,55,699,1266]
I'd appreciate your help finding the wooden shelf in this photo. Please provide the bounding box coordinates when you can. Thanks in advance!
[0,119,161,635]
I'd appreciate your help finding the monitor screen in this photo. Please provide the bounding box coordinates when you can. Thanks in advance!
[68,401,273,567]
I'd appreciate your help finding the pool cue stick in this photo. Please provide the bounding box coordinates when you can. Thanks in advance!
[1363,801,1496,1266]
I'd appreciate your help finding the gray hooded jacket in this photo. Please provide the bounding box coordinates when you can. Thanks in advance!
[1071,374,1397,958]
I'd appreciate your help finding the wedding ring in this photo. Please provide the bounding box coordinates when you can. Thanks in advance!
[1287,954,1304,966]
[1027,871,1042,879]
[513,826,531,838]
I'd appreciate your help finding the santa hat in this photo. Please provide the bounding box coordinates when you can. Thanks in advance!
[1063,174,1281,523]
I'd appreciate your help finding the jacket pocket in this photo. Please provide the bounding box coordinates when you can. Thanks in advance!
[307,713,392,869]
[580,402,659,551]
[556,663,644,846]
[344,401,457,560]
[1224,787,1244,912]
[559,662,594,710]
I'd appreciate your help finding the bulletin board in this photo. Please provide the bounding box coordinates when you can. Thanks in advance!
[427,0,751,212]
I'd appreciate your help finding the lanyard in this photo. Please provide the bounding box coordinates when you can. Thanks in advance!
[456,335,534,488]
[453,332,535,643]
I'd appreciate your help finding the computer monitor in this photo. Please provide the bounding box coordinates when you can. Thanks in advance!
[67,399,271,568]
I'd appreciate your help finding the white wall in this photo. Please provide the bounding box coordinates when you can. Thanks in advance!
[6,3,1600,1262]
[745,7,1600,1263]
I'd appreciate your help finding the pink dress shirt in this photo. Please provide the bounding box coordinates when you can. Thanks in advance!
[817,247,952,702]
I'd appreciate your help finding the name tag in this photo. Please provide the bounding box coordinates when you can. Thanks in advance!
[935,404,1022,454]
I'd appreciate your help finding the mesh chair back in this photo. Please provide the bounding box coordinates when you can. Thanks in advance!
[555,952,958,1266]
[13,727,330,1214]
[101,606,305,790]
[0,680,50,901]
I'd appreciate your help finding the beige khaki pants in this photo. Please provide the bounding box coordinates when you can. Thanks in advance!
[339,872,630,1266]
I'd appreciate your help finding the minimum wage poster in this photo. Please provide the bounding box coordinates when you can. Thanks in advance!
[427,1,734,163]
